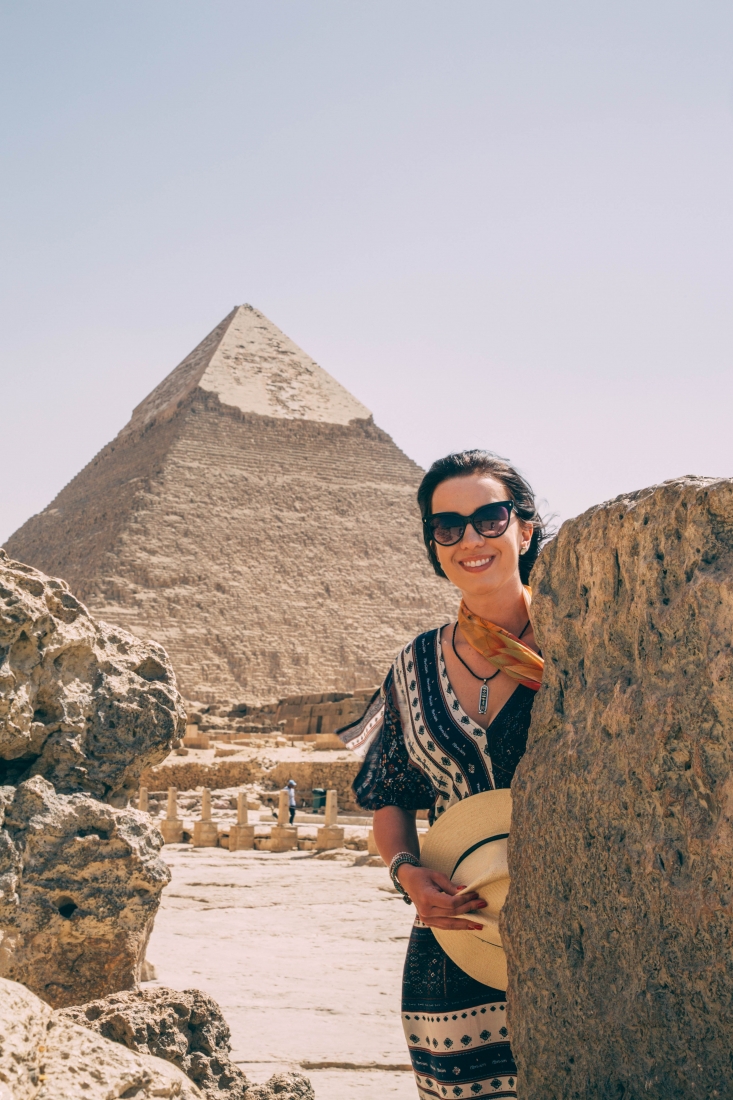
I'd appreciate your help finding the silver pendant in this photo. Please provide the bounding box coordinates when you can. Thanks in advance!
[479,683,489,714]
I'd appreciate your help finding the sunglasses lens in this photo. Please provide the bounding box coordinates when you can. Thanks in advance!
[430,519,465,546]
[473,505,511,537]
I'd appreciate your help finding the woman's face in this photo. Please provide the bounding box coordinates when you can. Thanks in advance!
[430,474,532,600]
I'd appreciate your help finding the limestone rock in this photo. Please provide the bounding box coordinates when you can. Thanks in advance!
[503,477,733,1098]
[60,986,250,1099]
[0,975,202,1099]
[0,550,185,801]
[0,776,170,1008]
[4,305,456,703]
[247,1072,315,1100]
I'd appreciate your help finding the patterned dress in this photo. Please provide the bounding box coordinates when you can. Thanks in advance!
[348,627,534,1100]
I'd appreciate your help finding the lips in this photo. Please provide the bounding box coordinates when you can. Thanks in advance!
[459,556,495,572]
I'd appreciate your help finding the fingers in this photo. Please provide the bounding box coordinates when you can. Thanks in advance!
[421,916,485,931]
[450,898,487,916]
[430,871,464,895]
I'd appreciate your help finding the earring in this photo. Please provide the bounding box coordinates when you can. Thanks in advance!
[520,545,528,555]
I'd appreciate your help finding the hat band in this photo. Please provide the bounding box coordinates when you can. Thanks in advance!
[450,833,509,879]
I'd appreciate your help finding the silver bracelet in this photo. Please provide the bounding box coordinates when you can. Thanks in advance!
[389,851,421,905]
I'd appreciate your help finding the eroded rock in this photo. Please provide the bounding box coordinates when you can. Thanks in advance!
[0,776,170,1008]
[0,549,185,801]
[247,1073,315,1100]
[0,975,202,1099]
[504,477,733,1098]
[60,986,250,1098]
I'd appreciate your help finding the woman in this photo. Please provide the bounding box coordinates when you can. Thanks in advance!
[343,450,546,1100]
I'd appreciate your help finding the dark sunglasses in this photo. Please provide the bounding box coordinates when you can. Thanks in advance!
[424,501,515,546]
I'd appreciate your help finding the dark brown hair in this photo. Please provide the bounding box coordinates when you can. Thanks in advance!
[417,450,549,585]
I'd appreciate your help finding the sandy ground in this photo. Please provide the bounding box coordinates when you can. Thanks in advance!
[147,844,419,1100]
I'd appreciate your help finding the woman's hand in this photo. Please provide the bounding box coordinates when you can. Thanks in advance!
[397,864,486,930]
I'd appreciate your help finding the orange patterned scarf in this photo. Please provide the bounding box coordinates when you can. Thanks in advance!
[458,587,544,691]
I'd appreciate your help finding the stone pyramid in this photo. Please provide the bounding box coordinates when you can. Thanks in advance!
[6,305,455,702]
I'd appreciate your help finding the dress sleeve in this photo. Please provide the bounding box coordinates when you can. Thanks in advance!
[350,666,436,812]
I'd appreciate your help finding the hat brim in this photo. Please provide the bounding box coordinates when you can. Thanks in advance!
[420,790,512,991]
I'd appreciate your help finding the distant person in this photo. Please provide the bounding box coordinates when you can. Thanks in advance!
[286,779,297,825]
[342,451,546,1100]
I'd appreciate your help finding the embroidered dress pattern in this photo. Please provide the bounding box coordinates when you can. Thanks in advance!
[346,627,535,1100]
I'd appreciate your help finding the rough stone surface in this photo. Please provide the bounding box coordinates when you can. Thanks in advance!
[0,550,185,800]
[503,477,733,1098]
[60,986,251,1098]
[4,304,455,703]
[0,975,202,1099]
[247,1073,315,1100]
[0,776,170,1008]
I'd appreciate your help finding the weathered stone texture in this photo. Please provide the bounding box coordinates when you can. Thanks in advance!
[59,987,315,1100]
[0,976,202,1099]
[0,550,185,800]
[61,986,250,1098]
[247,1073,315,1100]
[0,776,170,1008]
[5,305,455,703]
[503,477,733,1098]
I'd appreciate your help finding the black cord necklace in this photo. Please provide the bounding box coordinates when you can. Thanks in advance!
[452,619,531,715]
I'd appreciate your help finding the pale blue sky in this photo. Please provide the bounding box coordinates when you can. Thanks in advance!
[2,1,732,543]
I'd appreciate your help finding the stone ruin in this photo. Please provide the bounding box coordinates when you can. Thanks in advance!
[504,477,733,1098]
[4,304,455,704]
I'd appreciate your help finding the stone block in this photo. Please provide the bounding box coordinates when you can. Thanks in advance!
[503,477,733,1098]
[270,825,298,852]
[367,828,379,856]
[315,824,344,851]
[314,734,345,750]
[229,823,255,851]
[160,819,184,844]
[192,821,219,847]
[183,731,210,750]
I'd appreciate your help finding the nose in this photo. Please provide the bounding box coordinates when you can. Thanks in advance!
[459,522,486,549]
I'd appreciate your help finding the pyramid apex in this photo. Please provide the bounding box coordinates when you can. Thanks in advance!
[127,305,371,433]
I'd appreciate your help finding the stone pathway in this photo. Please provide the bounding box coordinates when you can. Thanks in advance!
[147,845,418,1100]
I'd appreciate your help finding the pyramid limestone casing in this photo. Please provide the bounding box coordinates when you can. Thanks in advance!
[6,306,455,702]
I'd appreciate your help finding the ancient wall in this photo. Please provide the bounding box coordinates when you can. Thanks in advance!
[503,477,733,1098]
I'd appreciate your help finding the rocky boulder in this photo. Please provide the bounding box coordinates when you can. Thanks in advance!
[503,477,733,1098]
[61,986,251,1098]
[0,975,202,1099]
[247,1074,315,1100]
[0,776,170,1008]
[60,986,315,1100]
[0,549,185,802]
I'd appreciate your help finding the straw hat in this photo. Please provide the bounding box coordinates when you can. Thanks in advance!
[420,789,511,991]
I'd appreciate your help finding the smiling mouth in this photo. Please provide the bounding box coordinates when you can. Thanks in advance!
[460,556,494,571]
